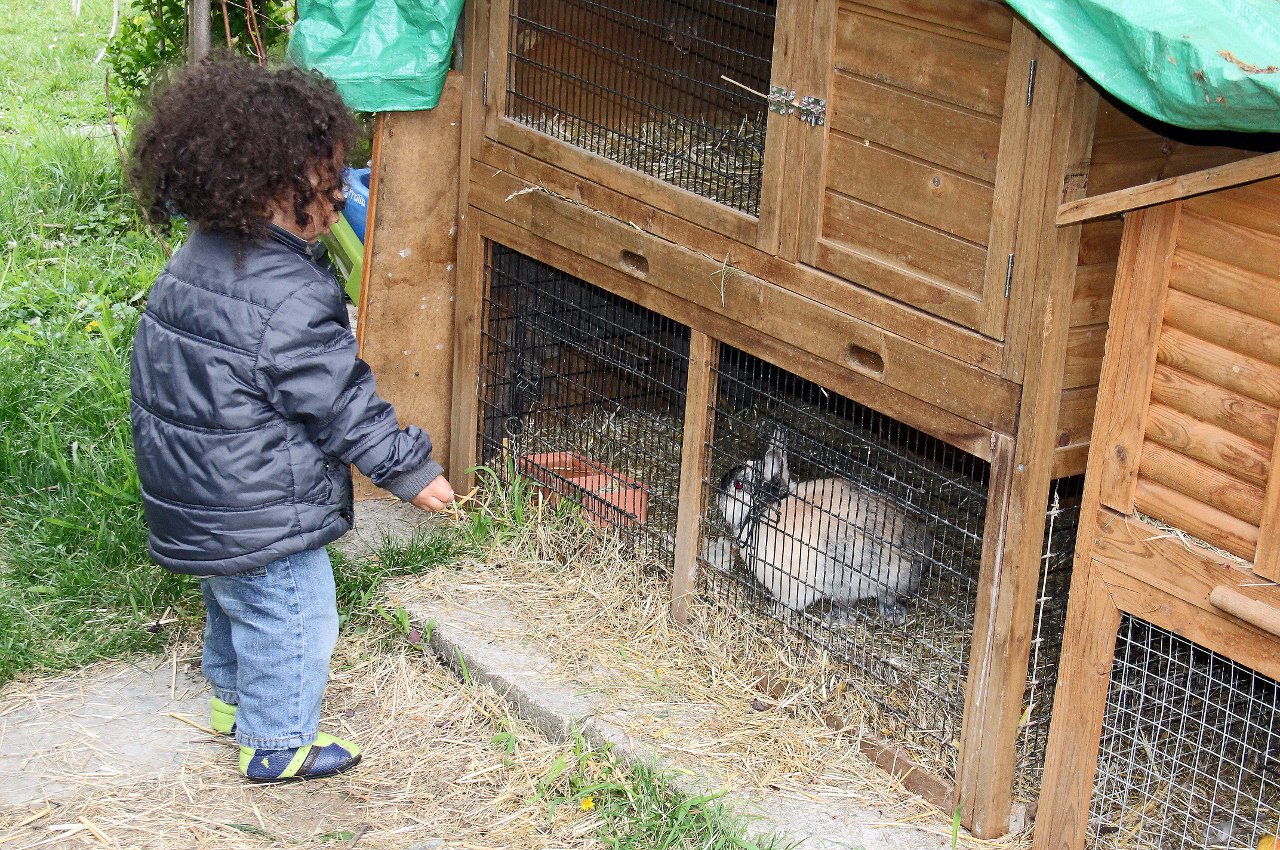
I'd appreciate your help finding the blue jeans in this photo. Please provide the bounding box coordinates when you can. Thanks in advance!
[199,547,339,750]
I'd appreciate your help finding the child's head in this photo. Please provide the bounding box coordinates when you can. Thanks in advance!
[129,54,358,242]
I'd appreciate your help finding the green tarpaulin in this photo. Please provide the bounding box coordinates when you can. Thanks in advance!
[288,0,464,112]
[1008,0,1280,133]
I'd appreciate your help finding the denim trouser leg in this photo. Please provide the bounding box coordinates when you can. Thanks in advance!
[199,580,239,705]
[199,548,339,750]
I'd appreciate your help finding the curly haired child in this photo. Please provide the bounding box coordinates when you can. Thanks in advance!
[128,55,455,782]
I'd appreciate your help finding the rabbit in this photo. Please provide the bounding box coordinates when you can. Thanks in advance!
[716,428,923,625]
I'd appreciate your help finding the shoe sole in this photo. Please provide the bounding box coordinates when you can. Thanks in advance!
[244,753,362,783]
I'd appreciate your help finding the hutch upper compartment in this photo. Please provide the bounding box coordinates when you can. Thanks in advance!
[483,0,794,249]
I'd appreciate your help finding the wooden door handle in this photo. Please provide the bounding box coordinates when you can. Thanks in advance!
[1209,585,1280,639]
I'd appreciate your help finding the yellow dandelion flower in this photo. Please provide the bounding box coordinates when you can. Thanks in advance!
[84,320,99,333]
[580,796,595,812]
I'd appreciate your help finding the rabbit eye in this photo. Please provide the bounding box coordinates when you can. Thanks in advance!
[734,481,744,491]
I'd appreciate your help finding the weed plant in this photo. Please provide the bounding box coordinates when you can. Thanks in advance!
[538,734,785,850]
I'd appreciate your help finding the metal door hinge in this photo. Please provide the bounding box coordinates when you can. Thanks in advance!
[797,96,827,127]
[768,85,796,117]
[482,70,489,106]
[1026,59,1038,107]
[1004,253,1015,298]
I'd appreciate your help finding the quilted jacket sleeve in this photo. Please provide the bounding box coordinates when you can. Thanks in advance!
[255,277,443,501]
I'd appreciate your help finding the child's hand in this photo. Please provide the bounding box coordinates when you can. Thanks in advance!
[411,475,455,512]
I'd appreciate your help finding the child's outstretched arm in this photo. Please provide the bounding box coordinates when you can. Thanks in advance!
[255,274,451,507]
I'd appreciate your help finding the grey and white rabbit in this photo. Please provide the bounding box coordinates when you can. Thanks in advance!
[716,428,923,625]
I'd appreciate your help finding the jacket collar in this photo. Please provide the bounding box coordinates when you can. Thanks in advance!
[266,222,329,266]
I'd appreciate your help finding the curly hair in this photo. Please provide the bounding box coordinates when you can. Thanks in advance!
[129,54,358,242]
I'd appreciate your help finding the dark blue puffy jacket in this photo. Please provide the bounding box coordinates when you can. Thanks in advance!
[130,225,442,576]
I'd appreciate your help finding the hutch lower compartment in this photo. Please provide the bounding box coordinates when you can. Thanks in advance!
[450,215,1084,834]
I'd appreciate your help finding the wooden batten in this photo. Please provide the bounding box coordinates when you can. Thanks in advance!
[354,77,465,499]
[671,331,718,624]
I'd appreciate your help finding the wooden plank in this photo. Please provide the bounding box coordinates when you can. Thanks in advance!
[1175,210,1280,289]
[1256,414,1280,581]
[1093,204,1181,514]
[1163,288,1280,370]
[1150,362,1279,446]
[957,46,1083,839]
[825,133,994,245]
[1029,577,1123,850]
[1138,441,1266,527]
[1076,220,1124,266]
[757,0,806,260]
[858,734,956,811]
[489,120,760,246]
[1208,586,1280,639]
[1134,476,1258,561]
[1145,402,1271,488]
[817,193,987,312]
[474,143,1008,373]
[1087,510,1280,681]
[958,433,1017,833]
[354,80,464,499]
[1056,150,1280,225]
[1168,247,1280,329]
[448,220,487,494]
[471,208,1001,461]
[829,71,1001,183]
[1061,324,1105,390]
[1157,326,1280,410]
[1184,179,1280,240]
[1053,385,1100,472]
[851,0,1012,42]
[1068,263,1115,326]
[834,5,1009,117]
[671,332,717,624]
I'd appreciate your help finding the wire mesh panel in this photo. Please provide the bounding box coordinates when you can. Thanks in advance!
[478,242,691,563]
[506,0,776,215]
[1015,475,1084,801]
[1089,616,1280,850]
[697,345,990,779]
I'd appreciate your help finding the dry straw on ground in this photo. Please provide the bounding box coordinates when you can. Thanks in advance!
[393,500,1033,850]
[0,631,600,850]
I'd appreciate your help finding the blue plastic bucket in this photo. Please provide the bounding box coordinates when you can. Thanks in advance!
[342,167,372,243]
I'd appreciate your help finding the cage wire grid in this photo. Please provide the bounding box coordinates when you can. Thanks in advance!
[695,345,989,777]
[477,243,691,563]
[1088,615,1280,850]
[1015,475,1084,801]
[507,0,775,215]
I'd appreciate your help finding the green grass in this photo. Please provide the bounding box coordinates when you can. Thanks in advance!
[0,1,195,683]
[539,735,787,850]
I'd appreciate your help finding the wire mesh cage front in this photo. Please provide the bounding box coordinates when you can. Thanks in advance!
[697,345,989,778]
[506,0,776,215]
[1089,615,1280,850]
[1016,475,1084,801]
[477,242,691,564]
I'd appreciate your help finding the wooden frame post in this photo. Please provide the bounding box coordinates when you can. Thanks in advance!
[672,332,719,624]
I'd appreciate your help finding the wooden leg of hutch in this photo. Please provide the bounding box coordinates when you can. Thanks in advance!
[448,215,486,495]
[671,331,719,625]
[1031,574,1123,850]
[355,80,465,497]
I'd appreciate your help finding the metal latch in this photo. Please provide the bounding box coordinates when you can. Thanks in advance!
[768,85,796,116]
[797,96,826,127]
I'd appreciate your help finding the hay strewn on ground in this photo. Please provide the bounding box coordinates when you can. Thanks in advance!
[0,631,599,850]
[392,505,1033,850]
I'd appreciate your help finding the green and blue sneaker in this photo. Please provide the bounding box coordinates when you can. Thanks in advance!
[210,697,237,735]
[239,733,362,782]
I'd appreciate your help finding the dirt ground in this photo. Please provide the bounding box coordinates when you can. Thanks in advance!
[0,631,599,850]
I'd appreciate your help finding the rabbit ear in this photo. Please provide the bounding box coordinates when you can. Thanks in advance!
[761,426,790,486]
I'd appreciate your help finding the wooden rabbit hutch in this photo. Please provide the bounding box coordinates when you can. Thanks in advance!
[1031,171,1280,850]
[350,0,1272,840]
